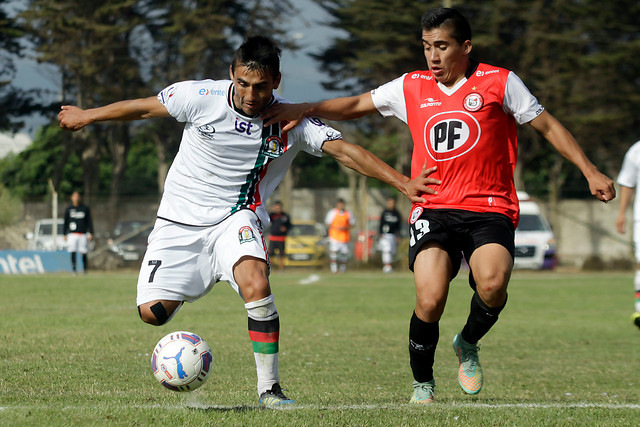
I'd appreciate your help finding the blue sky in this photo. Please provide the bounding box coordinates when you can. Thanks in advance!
[11,0,341,135]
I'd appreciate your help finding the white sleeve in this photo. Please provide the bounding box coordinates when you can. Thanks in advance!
[157,81,198,123]
[325,209,336,226]
[370,75,408,123]
[290,117,343,158]
[503,72,544,125]
[348,211,356,226]
[618,143,640,188]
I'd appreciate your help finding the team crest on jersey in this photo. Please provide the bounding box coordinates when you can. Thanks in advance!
[409,206,423,224]
[463,93,484,112]
[424,111,481,161]
[262,136,285,158]
[238,226,256,244]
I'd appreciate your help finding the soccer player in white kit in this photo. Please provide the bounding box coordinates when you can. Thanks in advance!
[616,140,640,330]
[58,36,439,407]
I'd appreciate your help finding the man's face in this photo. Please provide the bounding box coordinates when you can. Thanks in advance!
[230,65,281,116]
[422,26,471,87]
[386,198,396,210]
[71,192,81,206]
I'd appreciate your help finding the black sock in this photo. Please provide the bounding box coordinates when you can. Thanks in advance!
[82,254,88,272]
[409,311,439,383]
[461,292,507,344]
[70,252,77,271]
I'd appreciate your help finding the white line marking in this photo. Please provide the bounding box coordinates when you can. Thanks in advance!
[2,402,639,411]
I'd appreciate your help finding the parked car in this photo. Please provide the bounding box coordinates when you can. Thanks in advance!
[514,192,557,270]
[25,218,67,251]
[283,221,327,268]
[107,220,153,263]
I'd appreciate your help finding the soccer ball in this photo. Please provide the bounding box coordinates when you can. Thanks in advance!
[151,331,213,392]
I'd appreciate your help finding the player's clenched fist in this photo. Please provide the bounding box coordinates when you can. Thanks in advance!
[58,105,91,131]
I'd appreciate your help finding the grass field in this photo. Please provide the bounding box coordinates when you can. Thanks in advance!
[1,268,639,426]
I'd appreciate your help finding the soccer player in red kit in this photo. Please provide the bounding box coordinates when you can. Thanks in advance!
[263,8,615,402]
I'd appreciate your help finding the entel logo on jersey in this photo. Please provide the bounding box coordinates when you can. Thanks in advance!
[198,88,226,96]
[423,111,481,161]
[411,73,433,81]
[475,69,500,77]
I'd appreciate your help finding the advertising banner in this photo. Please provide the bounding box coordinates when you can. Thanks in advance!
[0,251,73,274]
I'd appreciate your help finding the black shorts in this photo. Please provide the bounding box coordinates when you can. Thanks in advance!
[408,209,515,281]
[268,239,286,256]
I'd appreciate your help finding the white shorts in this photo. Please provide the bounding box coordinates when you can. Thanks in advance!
[328,239,349,256]
[67,233,89,254]
[378,233,397,254]
[136,210,268,306]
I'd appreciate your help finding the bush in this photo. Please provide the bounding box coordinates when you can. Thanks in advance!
[0,184,23,227]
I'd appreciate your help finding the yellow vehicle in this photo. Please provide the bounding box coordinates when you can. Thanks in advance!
[283,221,327,268]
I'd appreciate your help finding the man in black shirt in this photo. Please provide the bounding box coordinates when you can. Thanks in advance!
[379,197,402,273]
[63,191,94,274]
[268,201,291,270]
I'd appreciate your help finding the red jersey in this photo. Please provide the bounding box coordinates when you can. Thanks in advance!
[371,63,543,227]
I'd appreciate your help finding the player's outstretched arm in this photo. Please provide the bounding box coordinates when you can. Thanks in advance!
[262,92,377,132]
[322,139,440,204]
[529,110,615,202]
[58,96,170,132]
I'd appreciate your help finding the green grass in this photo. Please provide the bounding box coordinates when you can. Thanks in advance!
[1,269,639,426]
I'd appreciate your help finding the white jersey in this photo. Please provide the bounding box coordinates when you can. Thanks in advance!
[618,140,640,222]
[156,79,342,226]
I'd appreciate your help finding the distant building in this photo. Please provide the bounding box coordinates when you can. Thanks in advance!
[0,133,31,158]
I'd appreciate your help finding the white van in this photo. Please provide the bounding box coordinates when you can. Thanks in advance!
[514,192,557,270]
[25,218,67,251]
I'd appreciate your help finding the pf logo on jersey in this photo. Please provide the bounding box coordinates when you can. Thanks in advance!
[423,111,481,161]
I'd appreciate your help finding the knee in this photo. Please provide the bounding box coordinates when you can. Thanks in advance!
[415,295,446,322]
[474,271,509,306]
[138,301,182,326]
[138,306,161,325]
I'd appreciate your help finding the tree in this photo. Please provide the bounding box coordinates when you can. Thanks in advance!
[21,0,146,216]
[0,3,50,132]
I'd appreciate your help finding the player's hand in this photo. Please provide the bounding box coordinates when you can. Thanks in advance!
[58,105,92,131]
[261,102,310,131]
[616,214,626,234]
[587,172,616,203]
[403,162,441,204]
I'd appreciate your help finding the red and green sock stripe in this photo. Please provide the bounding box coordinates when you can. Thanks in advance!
[248,317,279,354]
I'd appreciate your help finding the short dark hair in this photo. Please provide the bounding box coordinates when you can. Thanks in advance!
[231,36,281,80]
[421,8,472,45]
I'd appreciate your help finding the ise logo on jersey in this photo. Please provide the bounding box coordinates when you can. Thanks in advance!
[423,109,481,161]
